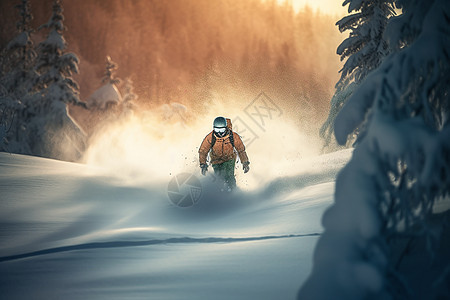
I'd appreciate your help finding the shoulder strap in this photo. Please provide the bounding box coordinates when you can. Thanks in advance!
[229,130,235,148]
[210,131,216,148]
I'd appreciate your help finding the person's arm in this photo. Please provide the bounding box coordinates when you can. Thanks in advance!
[199,132,213,165]
[233,132,250,173]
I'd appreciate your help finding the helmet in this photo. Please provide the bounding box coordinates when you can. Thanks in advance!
[213,116,227,137]
[213,116,227,128]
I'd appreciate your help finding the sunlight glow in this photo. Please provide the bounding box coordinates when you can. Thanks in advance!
[277,0,347,16]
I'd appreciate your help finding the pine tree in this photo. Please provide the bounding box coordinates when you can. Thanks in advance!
[29,0,86,160]
[35,0,86,110]
[0,0,37,154]
[300,0,450,298]
[320,0,395,148]
[102,56,120,85]
[3,0,37,99]
[336,0,395,90]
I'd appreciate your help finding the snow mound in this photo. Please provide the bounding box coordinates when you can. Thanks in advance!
[87,83,122,110]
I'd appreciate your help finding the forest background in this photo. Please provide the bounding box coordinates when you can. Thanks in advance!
[0,0,343,134]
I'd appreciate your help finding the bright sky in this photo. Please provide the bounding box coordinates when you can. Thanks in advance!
[278,0,348,16]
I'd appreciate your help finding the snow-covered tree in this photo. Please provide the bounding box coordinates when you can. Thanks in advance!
[0,0,37,154]
[0,0,36,101]
[35,0,85,109]
[299,0,450,298]
[2,0,37,98]
[336,0,395,90]
[28,0,86,160]
[102,55,120,85]
[86,56,123,113]
[0,87,22,154]
[319,81,358,148]
[320,0,395,148]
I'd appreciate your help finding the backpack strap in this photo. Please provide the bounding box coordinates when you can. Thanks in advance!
[210,131,216,148]
[229,130,235,148]
[210,130,235,149]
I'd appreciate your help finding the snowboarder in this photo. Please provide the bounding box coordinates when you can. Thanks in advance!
[198,116,250,191]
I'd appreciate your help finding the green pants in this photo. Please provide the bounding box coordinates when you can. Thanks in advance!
[212,159,236,189]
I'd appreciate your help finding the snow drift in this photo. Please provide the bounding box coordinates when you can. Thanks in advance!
[0,149,351,299]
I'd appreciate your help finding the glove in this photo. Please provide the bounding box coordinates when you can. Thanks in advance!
[200,163,208,176]
[243,161,250,173]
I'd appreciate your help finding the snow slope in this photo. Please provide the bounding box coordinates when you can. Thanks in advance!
[0,150,351,300]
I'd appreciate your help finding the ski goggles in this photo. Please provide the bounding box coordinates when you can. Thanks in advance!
[214,127,226,133]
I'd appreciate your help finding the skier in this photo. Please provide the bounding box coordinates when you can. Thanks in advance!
[198,116,250,191]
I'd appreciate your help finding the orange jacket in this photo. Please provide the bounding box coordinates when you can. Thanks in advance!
[199,131,249,165]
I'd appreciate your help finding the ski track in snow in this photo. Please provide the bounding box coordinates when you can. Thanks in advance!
[0,233,321,262]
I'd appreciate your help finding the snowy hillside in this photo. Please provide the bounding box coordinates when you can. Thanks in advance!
[0,150,351,299]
